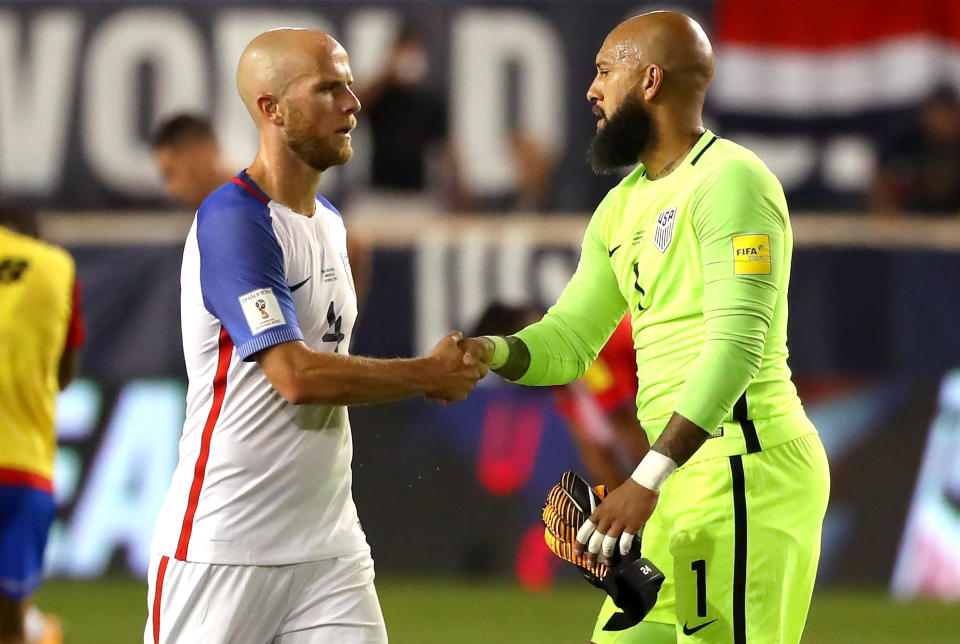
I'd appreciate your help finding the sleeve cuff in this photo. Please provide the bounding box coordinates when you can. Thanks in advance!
[484,335,510,369]
[237,325,304,361]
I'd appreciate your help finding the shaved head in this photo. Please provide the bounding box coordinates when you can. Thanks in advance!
[586,11,713,173]
[237,28,360,172]
[603,11,713,98]
[237,29,343,120]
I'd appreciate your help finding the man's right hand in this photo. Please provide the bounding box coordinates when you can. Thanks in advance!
[423,331,487,403]
[458,336,495,367]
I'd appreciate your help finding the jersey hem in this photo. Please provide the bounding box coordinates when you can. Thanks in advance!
[151,541,370,567]
[0,466,53,493]
[640,408,816,465]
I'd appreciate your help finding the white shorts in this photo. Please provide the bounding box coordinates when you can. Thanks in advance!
[144,551,387,643]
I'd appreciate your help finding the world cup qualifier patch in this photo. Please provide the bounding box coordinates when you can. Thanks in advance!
[239,287,287,334]
[732,234,771,275]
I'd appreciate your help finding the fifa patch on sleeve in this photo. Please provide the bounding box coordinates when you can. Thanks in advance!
[732,234,771,275]
[239,288,287,334]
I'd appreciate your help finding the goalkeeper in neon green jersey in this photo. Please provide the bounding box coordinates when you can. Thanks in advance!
[461,10,829,644]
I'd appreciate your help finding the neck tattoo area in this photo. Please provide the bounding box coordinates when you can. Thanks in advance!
[647,133,703,180]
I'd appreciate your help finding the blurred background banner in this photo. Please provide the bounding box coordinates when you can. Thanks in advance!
[3,0,960,212]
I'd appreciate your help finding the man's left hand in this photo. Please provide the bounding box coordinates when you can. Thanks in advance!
[574,478,659,567]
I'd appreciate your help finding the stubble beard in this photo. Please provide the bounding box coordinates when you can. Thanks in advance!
[587,91,654,175]
[283,104,353,172]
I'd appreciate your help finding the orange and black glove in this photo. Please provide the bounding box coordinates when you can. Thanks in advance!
[542,471,665,632]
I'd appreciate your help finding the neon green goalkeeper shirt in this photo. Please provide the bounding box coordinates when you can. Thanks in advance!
[513,130,814,460]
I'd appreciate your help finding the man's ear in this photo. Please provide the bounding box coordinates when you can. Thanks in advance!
[257,94,284,126]
[641,64,664,101]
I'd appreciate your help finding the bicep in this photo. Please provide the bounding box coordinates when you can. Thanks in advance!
[693,163,785,334]
[254,340,304,393]
[197,206,304,361]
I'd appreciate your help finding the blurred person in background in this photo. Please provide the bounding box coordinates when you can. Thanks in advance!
[871,85,960,217]
[508,130,558,212]
[0,204,84,644]
[460,11,830,644]
[352,27,467,214]
[152,112,372,308]
[473,303,648,488]
[152,114,235,210]
[145,30,484,644]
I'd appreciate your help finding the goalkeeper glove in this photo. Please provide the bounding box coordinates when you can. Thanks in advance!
[542,471,665,631]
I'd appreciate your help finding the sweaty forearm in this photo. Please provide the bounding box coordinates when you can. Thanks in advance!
[629,412,707,492]
[650,412,709,467]
[287,351,437,405]
[258,342,447,406]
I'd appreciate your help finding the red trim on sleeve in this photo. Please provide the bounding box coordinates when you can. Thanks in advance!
[152,555,170,643]
[0,467,53,493]
[231,177,269,205]
[175,326,233,560]
[65,278,85,350]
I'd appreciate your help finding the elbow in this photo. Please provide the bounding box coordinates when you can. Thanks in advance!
[273,374,306,405]
[267,365,312,405]
[258,342,345,405]
[704,335,764,376]
[282,382,310,406]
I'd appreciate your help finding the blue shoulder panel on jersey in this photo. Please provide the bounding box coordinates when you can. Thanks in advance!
[197,173,304,361]
[316,193,343,219]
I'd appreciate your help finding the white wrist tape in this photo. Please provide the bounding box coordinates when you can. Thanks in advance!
[483,335,509,369]
[631,450,678,492]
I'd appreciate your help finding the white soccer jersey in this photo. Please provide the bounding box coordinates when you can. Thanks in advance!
[150,171,368,565]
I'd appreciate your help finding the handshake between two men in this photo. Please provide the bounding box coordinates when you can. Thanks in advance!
[420,333,498,404]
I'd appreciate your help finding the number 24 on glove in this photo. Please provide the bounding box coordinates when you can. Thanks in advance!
[542,471,665,632]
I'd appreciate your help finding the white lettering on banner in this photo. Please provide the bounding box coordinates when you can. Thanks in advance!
[46,381,183,577]
[452,9,565,195]
[0,10,81,193]
[457,229,488,335]
[414,233,577,355]
[213,10,334,168]
[83,9,207,193]
[537,252,578,304]
[729,133,877,192]
[346,8,401,83]
[822,136,875,192]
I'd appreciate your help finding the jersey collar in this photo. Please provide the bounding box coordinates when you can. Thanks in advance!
[639,129,717,180]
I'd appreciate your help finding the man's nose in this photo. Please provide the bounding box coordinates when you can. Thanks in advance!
[344,87,361,114]
[587,80,602,105]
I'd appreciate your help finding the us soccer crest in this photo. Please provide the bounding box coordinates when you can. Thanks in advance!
[653,208,677,253]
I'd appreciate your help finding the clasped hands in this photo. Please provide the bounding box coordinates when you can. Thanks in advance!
[423,333,495,404]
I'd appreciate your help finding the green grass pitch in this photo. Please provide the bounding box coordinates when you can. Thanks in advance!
[34,577,959,643]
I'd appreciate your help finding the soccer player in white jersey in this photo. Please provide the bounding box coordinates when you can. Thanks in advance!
[145,29,485,643]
